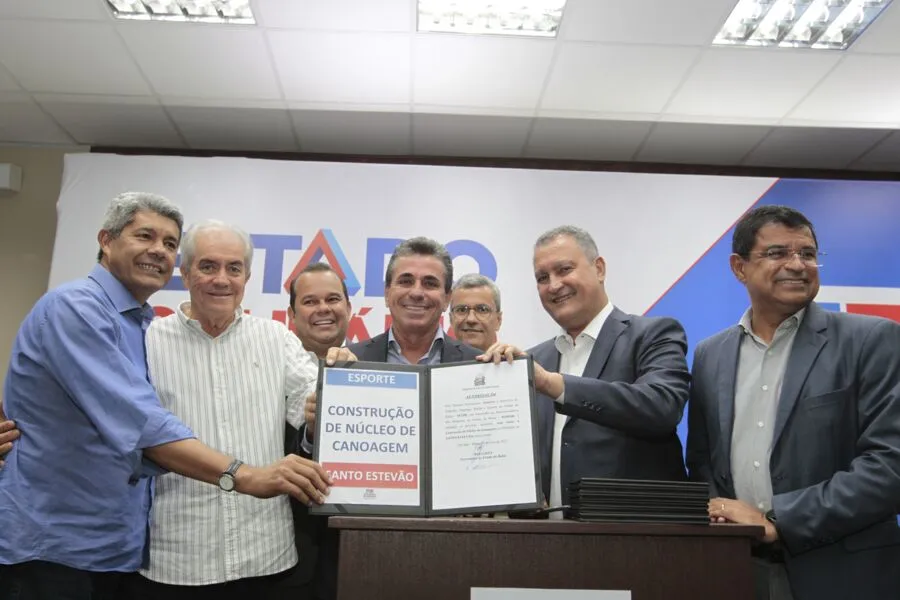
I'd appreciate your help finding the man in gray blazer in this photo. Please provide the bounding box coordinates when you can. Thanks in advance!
[687,205,900,600]
[484,225,690,513]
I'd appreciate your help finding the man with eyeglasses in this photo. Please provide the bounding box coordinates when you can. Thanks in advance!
[687,205,900,600]
[449,273,503,351]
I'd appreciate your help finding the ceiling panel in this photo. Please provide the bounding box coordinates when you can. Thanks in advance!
[850,2,900,54]
[167,105,297,151]
[414,35,554,109]
[37,95,185,147]
[118,23,281,100]
[0,93,74,144]
[542,43,700,113]
[525,118,653,161]
[255,0,413,31]
[849,131,900,171]
[0,0,108,20]
[0,62,21,92]
[413,113,531,156]
[742,127,890,169]
[269,31,411,104]
[665,48,841,121]
[292,110,411,154]
[559,0,737,46]
[636,121,771,164]
[788,55,900,125]
[0,21,151,95]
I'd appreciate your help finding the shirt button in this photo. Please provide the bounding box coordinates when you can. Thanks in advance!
[757,421,764,428]
[757,502,765,510]
[753,461,761,468]
[761,385,769,391]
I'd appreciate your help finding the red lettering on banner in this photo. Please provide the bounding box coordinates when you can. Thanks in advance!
[323,462,418,489]
[846,303,900,323]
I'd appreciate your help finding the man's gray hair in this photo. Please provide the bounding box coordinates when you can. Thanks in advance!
[534,225,599,261]
[96,191,184,261]
[180,220,254,274]
[451,273,501,312]
[385,236,453,293]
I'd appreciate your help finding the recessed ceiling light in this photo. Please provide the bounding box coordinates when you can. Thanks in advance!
[106,0,255,24]
[713,0,893,50]
[417,0,568,38]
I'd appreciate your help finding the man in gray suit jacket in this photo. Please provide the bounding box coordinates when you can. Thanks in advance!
[687,205,900,600]
[483,225,690,513]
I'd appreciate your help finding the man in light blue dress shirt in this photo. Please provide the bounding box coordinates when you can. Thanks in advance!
[0,192,331,600]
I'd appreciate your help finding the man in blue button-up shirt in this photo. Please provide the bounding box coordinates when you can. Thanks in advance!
[0,192,332,600]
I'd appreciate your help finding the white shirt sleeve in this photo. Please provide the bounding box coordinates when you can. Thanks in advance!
[284,328,318,429]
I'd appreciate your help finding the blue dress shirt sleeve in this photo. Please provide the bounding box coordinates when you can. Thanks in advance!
[38,289,194,462]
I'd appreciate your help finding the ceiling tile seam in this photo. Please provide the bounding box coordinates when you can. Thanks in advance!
[407,30,415,153]
[109,23,189,148]
[0,55,27,92]
[845,129,897,169]
[26,95,78,145]
[701,0,744,48]
[259,28,300,151]
[735,125,777,166]
[554,1,579,42]
[655,46,707,118]
[777,53,849,125]
[629,121,661,162]
[247,0,266,27]
[627,45,709,162]
[522,37,567,158]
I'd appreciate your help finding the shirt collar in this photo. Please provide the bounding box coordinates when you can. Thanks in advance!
[176,302,244,335]
[88,264,151,320]
[388,325,445,353]
[554,301,615,351]
[738,307,807,337]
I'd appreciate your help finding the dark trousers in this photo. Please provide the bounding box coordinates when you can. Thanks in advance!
[0,561,126,600]
[752,558,795,600]
[121,567,303,600]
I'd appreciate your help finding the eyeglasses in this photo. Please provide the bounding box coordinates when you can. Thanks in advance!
[752,247,825,266]
[450,304,495,319]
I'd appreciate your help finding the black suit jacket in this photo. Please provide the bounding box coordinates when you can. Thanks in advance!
[687,303,900,600]
[530,307,690,505]
[347,331,482,364]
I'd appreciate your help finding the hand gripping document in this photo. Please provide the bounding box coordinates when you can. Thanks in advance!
[311,357,542,517]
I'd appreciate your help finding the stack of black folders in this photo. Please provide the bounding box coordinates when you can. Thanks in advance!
[569,478,710,525]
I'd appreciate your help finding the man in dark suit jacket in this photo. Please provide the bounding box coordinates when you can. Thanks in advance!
[296,237,480,599]
[484,225,690,511]
[687,205,900,600]
[347,236,481,364]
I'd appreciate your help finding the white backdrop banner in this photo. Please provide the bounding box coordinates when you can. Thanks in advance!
[51,153,773,348]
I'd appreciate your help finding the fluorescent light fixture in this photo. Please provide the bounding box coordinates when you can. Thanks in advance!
[713,0,893,50]
[417,0,568,37]
[106,0,255,24]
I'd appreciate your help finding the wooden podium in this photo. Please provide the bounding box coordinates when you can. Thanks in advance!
[330,517,761,600]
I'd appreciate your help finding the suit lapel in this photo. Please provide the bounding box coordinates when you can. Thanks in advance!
[772,304,828,447]
[441,339,463,364]
[362,332,389,362]
[581,308,628,379]
[716,327,743,470]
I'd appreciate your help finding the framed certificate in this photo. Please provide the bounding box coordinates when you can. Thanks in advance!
[310,357,542,516]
